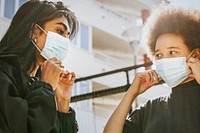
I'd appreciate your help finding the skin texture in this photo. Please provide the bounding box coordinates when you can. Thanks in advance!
[103,33,200,133]
[31,16,75,113]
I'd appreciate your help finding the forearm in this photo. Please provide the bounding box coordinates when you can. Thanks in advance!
[103,87,138,133]
[26,81,58,132]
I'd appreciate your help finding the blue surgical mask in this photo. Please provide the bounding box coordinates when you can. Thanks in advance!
[32,24,70,61]
[154,57,190,88]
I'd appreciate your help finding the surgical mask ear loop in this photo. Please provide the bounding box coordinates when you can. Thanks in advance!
[186,50,195,62]
[31,24,48,53]
[35,24,48,35]
[31,40,42,53]
[186,48,200,62]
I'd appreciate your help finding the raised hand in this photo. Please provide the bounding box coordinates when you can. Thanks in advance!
[187,57,200,84]
[40,57,63,91]
[130,70,160,96]
[55,71,76,113]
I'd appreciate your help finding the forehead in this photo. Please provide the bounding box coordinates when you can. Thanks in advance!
[44,16,70,32]
[155,33,187,50]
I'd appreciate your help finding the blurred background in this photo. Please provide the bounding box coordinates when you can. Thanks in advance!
[0,0,200,132]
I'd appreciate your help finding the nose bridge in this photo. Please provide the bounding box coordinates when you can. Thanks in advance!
[162,54,170,58]
[160,50,170,59]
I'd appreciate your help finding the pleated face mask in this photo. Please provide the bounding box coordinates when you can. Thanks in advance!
[32,24,70,61]
[154,57,190,88]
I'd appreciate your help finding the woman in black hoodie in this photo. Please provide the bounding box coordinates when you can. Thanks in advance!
[0,0,79,133]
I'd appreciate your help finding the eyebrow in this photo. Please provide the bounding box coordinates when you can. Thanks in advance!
[155,46,181,53]
[56,22,70,32]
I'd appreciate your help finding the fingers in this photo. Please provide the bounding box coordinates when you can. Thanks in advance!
[147,70,159,83]
[60,71,76,81]
[187,57,200,73]
[46,58,64,68]
[152,71,159,83]
[49,57,58,61]
[187,48,200,61]
[42,58,65,79]
[69,72,76,81]
[71,72,76,81]
[187,57,200,63]
[148,71,154,82]
[43,57,76,82]
[187,57,200,83]
[54,60,64,68]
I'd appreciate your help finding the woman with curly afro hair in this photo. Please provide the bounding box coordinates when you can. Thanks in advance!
[104,7,200,133]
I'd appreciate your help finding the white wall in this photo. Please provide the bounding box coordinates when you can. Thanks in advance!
[169,0,200,9]
[63,45,130,87]
[73,107,96,133]
[0,17,10,39]
[66,0,134,41]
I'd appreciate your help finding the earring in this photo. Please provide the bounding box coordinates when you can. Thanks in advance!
[34,38,37,43]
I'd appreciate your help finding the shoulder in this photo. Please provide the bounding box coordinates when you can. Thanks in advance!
[140,95,171,112]
[0,54,20,69]
[128,94,170,120]
[0,54,21,82]
[0,54,28,96]
[137,84,171,112]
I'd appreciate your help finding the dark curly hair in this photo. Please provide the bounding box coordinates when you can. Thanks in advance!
[0,0,79,73]
[142,7,200,56]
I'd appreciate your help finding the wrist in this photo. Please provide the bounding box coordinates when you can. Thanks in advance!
[30,80,53,92]
[56,98,70,113]
[129,81,140,95]
[126,87,139,100]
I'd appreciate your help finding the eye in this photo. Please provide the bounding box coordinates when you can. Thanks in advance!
[57,29,64,35]
[154,53,162,59]
[67,32,70,36]
[170,51,177,55]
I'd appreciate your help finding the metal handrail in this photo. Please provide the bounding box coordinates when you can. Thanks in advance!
[75,62,152,82]
[71,62,152,102]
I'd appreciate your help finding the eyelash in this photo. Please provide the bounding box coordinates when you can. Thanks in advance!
[56,29,70,38]
[154,51,177,58]
[170,51,177,55]
[155,53,162,58]
[57,29,64,35]
[67,32,70,36]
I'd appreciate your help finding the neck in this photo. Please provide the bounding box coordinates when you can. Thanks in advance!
[29,65,39,77]
[181,77,195,84]
[29,62,39,77]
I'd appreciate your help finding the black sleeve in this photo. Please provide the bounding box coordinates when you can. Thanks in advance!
[122,102,149,133]
[122,110,143,133]
[26,80,58,133]
[0,73,57,133]
[57,108,79,133]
